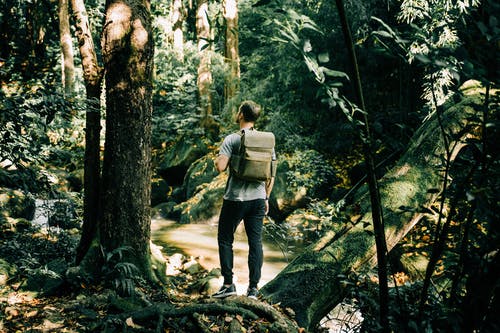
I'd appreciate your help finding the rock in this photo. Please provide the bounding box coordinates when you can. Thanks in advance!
[157,135,210,186]
[23,259,67,295]
[169,253,184,268]
[183,258,203,274]
[176,173,226,224]
[166,253,184,275]
[183,153,218,198]
[151,177,170,206]
[205,277,223,295]
[0,188,36,220]
[151,201,177,220]
[270,150,340,220]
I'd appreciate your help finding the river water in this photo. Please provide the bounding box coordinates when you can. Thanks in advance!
[150,217,293,292]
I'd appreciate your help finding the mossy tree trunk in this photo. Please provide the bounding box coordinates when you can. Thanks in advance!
[98,0,155,279]
[70,0,103,265]
[261,83,486,331]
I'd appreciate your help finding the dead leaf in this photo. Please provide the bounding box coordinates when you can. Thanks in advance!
[40,319,64,330]
[24,310,38,318]
[350,214,362,222]
[125,317,142,329]
[5,306,19,319]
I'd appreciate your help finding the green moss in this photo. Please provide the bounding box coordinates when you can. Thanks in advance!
[178,174,226,224]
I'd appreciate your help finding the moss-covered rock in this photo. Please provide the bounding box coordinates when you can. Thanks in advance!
[183,153,219,198]
[151,177,171,206]
[152,201,178,219]
[157,135,210,186]
[176,173,227,224]
[0,188,36,220]
[173,149,341,224]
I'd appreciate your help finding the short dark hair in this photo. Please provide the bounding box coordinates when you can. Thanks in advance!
[239,100,261,122]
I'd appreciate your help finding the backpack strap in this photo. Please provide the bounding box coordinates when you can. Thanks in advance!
[235,127,254,154]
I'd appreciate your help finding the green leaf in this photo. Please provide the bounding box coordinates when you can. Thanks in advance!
[318,52,329,63]
[414,53,431,64]
[321,67,349,79]
[373,31,393,39]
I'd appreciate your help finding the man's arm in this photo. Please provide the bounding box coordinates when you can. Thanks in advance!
[264,177,275,215]
[265,177,274,199]
[215,154,230,173]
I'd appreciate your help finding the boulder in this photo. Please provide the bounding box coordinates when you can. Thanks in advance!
[152,201,178,220]
[157,135,210,186]
[176,173,226,224]
[151,177,171,206]
[172,149,340,224]
[23,258,67,295]
[0,188,36,220]
[183,153,219,198]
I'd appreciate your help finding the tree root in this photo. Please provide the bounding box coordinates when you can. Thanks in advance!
[107,296,302,332]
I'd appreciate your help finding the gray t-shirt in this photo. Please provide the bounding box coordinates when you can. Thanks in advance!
[218,130,276,201]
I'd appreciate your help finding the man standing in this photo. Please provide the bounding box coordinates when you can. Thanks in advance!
[212,100,275,299]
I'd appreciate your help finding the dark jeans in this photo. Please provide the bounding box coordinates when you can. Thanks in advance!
[217,199,266,288]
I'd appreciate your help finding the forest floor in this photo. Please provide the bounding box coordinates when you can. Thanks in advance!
[0,223,303,333]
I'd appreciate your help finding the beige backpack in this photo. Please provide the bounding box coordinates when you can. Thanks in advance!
[230,129,277,181]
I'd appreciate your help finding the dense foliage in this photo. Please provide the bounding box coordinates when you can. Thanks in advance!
[1,0,498,331]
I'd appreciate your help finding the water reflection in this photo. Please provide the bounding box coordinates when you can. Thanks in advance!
[151,218,293,288]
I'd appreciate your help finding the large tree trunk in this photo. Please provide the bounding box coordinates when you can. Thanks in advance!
[223,0,240,108]
[70,0,103,265]
[100,0,155,278]
[58,0,75,95]
[261,82,488,331]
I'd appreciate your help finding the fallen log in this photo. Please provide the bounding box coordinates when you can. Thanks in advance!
[261,81,494,331]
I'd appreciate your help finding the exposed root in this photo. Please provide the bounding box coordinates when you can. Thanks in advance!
[105,296,302,332]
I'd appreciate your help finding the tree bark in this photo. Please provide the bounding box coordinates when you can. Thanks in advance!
[261,83,487,331]
[100,0,155,278]
[25,0,48,68]
[59,0,75,95]
[196,0,216,135]
[223,0,240,108]
[70,0,103,265]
